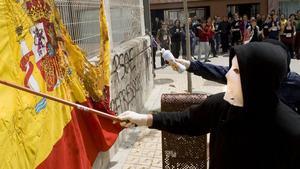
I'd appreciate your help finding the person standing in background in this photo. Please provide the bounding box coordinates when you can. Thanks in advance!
[192,16,201,57]
[151,36,158,69]
[207,17,217,57]
[262,15,271,39]
[219,16,231,53]
[197,20,210,62]
[152,17,161,37]
[268,15,280,40]
[279,14,287,40]
[245,18,262,43]
[170,20,182,59]
[256,14,263,30]
[231,13,242,46]
[157,22,171,67]
[281,19,296,59]
[294,10,300,59]
[181,18,196,59]
[241,15,250,41]
[215,16,222,54]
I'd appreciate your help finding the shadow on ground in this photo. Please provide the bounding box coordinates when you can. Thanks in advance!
[154,78,174,85]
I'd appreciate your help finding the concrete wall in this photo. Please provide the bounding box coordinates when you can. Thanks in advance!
[110,37,153,113]
[93,0,154,168]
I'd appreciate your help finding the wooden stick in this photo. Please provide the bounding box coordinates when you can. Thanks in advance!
[0,80,121,122]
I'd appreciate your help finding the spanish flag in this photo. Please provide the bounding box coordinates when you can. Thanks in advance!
[0,0,121,168]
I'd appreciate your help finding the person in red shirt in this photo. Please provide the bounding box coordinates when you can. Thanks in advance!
[241,15,250,41]
[197,20,211,62]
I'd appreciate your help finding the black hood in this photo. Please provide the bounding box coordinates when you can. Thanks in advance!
[229,42,288,113]
[263,39,291,72]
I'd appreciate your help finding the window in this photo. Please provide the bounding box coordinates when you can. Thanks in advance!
[279,1,300,17]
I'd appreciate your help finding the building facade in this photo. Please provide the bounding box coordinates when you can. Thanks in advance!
[151,0,300,25]
[151,0,268,20]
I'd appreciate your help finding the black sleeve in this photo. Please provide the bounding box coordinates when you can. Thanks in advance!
[150,93,228,136]
[187,61,229,84]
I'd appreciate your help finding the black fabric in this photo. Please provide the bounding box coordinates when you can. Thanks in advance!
[187,61,228,84]
[171,42,180,59]
[279,72,300,113]
[249,26,259,42]
[219,20,230,52]
[170,25,181,59]
[263,39,291,72]
[187,60,300,114]
[229,43,286,110]
[231,20,241,45]
[170,26,181,42]
[187,39,299,113]
[152,47,157,69]
[152,42,300,169]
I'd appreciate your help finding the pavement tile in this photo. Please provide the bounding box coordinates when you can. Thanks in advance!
[141,150,155,158]
[149,167,161,169]
[138,157,153,166]
[151,158,162,168]
[132,142,144,149]
[130,149,143,156]
[143,143,157,150]
[122,165,136,169]
[135,165,152,169]
[125,156,140,164]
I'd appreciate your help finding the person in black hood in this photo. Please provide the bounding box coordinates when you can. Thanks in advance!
[174,39,300,113]
[117,42,300,169]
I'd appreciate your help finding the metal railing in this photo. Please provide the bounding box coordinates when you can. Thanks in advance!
[55,0,101,59]
[55,0,144,56]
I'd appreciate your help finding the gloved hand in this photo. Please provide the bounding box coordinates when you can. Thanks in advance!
[117,111,153,128]
[175,59,191,69]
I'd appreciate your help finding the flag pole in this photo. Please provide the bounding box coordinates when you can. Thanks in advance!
[0,80,121,122]
[183,0,193,93]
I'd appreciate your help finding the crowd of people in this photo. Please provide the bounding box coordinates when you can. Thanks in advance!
[151,10,300,68]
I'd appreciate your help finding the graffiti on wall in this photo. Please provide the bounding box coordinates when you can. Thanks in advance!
[111,74,142,112]
[111,47,136,80]
[110,38,152,112]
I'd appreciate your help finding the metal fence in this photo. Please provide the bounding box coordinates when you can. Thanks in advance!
[55,0,143,57]
[55,0,101,59]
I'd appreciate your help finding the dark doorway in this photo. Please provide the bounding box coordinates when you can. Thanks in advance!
[228,3,260,18]
[151,10,164,22]
[150,10,164,36]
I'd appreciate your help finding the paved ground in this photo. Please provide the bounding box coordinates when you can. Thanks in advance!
[108,54,300,169]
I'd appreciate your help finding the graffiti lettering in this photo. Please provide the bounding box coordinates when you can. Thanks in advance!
[111,74,141,112]
[111,48,136,80]
[111,38,152,112]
